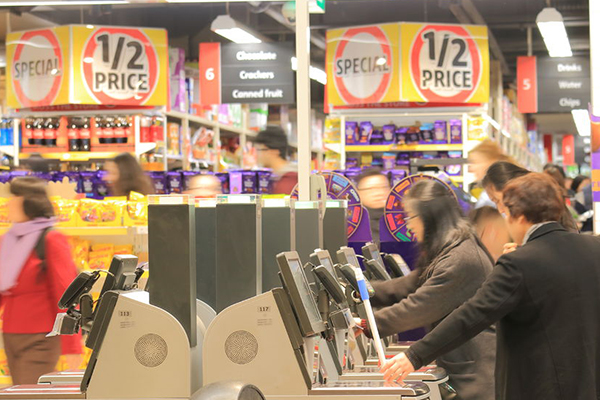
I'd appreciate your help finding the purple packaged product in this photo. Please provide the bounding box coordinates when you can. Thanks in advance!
[215,172,230,194]
[0,171,11,183]
[449,119,462,144]
[359,122,373,144]
[344,169,361,186]
[346,157,359,169]
[389,170,407,187]
[228,171,243,194]
[95,171,109,198]
[150,172,168,195]
[372,157,383,168]
[181,171,196,191]
[396,127,408,145]
[241,171,258,194]
[419,123,434,144]
[382,124,396,144]
[10,171,28,179]
[345,121,358,145]
[396,152,411,166]
[80,171,96,196]
[445,151,462,176]
[64,171,83,193]
[434,121,448,144]
[256,170,272,194]
[369,130,384,145]
[406,128,420,144]
[167,171,183,194]
[382,152,396,170]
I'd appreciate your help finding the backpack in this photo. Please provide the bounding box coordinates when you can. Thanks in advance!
[34,227,53,274]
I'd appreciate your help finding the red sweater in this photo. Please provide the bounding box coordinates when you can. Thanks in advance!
[0,231,82,354]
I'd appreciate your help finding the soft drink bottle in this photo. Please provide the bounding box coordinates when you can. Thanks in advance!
[80,118,91,151]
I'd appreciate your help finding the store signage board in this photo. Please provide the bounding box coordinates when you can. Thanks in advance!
[220,42,295,104]
[199,43,222,105]
[326,22,489,106]
[71,25,168,106]
[6,27,71,109]
[517,56,538,113]
[6,25,168,109]
[537,56,591,113]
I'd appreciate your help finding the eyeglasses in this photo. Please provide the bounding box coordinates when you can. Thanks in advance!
[405,214,419,222]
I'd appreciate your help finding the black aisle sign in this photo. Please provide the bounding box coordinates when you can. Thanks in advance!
[221,43,295,104]
[538,56,590,113]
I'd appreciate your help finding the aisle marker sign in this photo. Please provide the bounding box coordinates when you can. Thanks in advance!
[517,56,538,113]
[326,23,401,106]
[72,25,168,106]
[401,23,489,104]
[6,27,70,108]
[199,43,222,105]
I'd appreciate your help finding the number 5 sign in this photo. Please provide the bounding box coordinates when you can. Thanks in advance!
[401,23,489,104]
[72,25,168,106]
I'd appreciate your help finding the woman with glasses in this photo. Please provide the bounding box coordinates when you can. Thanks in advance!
[357,179,496,400]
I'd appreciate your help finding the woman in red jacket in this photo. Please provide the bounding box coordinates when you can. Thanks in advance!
[0,177,82,384]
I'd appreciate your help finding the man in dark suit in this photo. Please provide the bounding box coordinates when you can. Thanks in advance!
[381,172,600,400]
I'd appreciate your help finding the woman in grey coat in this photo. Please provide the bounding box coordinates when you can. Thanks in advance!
[360,179,496,400]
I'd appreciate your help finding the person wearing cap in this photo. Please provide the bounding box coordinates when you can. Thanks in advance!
[254,126,298,195]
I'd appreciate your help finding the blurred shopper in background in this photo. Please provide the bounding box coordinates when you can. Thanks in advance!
[0,177,82,384]
[254,126,298,195]
[184,174,223,198]
[359,179,495,400]
[356,169,391,244]
[570,175,593,232]
[382,173,600,400]
[469,206,511,262]
[468,140,511,209]
[543,164,580,231]
[104,153,154,197]
[571,175,591,194]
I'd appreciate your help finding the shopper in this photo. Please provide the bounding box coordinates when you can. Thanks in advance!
[0,177,82,384]
[356,169,391,244]
[380,173,600,400]
[482,161,578,233]
[571,175,591,194]
[253,126,297,195]
[358,179,495,400]
[469,206,511,262]
[104,153,154,197]
[184,174,223,198]
[467,140,510,209]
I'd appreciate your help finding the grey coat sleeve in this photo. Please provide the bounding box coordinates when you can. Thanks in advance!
[373,249,488,337]
[370,269,421,308]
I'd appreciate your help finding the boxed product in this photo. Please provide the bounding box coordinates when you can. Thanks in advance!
[167,171,183,194]
[358,122,373,144]
[406,127,420,144]
[95,171,109,198]
[181,171,197,192]
[80,172,96,197]
[372,157,383,168]
[228,171,243,194]
[419,123,434,144]
[241,171,258,194]
[389,170,407,187]
[369,130,384,145]
[215,173,230,194]
[346,157,359,169]
[149,172,168,195]
[382,124,396,144]
[396,127,408,145]
[256,170,272,194]
[434,120,449,144]
[449,119,463,143]
[382,153,396,170]
[345,121,358,145]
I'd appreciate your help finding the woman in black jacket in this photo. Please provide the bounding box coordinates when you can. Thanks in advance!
[361,179,496,400]
[382,173,600,400]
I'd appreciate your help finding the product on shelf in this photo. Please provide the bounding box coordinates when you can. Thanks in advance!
[80,117,92,151]
[449,119,463,143]
[77,198,124,227]
[0,118,15,146]
[167,123,181,155]
[358,121,373,144]
[167,171,183,193]
[124,192,148,226]
[382,124,396,144]
[345,121,358,144]
[52,197,79,227]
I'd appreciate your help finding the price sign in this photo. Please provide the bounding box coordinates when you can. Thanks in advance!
[72,25,168,106]
[401,23,489,104]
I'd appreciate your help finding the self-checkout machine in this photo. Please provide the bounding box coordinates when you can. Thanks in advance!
[203,250,430,400]
[0,194,263,400]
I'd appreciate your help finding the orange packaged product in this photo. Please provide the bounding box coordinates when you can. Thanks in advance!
[114,245,134,254]
[77,198,124,227]
[51,197,79,227]
[88,251,113,270]
[124,191,148,226]
[71,238,90,271]
[91,243,114,253]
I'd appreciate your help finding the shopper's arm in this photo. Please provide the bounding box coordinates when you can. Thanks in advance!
[370,268,421,307]
[372,254,483,337]
[46,232,83,355]
[405,257,525,369]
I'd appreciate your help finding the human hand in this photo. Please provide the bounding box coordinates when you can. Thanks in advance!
[352,326,364,338]
[380,352,415,383]
[64,354,83,371]
[503,243,518,255]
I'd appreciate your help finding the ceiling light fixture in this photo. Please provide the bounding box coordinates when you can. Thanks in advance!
[0,0,128,6]
[291,57,327,85]
[572,109,591,136]
[536,7,572,58]
[210,15,263,44]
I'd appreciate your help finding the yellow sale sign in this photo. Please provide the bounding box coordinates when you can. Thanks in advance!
[401,23,489,104]
[6,27,71,109]
[71,25,168,106]
[6,25,168,109]
[326,23,401,106]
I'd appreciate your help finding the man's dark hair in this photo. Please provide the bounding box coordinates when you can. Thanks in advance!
[503,173,564,224]
[10,177,54,220]
[356,168,389,189]
[482,161,530,191]
[254,126,289,159]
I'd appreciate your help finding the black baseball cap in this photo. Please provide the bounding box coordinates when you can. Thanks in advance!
[253,125,289,150]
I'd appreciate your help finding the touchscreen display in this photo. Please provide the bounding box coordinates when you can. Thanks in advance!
[319,256,336,276]
[348,253,360,268]
[288,258,324,328]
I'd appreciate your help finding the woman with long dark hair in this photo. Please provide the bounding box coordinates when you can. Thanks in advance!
[358,179,495,400]
[104,153,154,197]
[0,177,82,384]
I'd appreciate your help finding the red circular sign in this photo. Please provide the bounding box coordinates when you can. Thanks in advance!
[409,25,481,103]
[82,27,159,106]
[12,29,63,108]
[334,26,393,104]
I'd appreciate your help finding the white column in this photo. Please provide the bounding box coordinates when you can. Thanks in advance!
[295,0,312,201]
[591,0,600,234]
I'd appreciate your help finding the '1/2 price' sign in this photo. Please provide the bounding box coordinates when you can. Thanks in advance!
[73,26,168,106]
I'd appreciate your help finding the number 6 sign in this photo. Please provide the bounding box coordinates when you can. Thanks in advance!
[73,25,168,106]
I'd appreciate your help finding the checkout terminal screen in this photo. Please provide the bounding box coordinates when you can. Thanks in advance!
[289,258,324,328]
[348,253,360,269]
[319,256,336,277]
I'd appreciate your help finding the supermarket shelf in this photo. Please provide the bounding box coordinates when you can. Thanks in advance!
[20,152,124,161]
[166,110,254,137]
[346,144,464,152]
[0,226,143,236]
